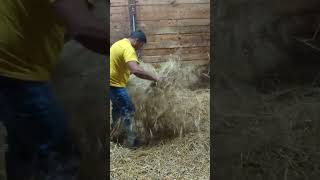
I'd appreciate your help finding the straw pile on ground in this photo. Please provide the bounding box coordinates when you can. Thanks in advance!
[110,58,210,179]
[126,58,209,142]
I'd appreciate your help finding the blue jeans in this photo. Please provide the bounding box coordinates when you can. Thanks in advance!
[109,86,135,139]
[0,76,75,180]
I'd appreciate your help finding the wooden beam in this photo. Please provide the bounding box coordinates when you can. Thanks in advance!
[111,4,209,21]
[142,46,210,56]
[138,4,209,20]
[111,0,210,7]
[146,33,210,42]
[144,41,209,49]
[150,60,210,66]
[139,25,210,35]
[141,53,210,62]
[137,19,210,27]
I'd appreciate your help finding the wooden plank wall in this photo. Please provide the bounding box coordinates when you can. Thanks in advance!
[110,0,210,65]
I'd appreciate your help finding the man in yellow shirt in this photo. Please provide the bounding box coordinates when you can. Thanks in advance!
[110,31,159,148]
[0,0,107,179]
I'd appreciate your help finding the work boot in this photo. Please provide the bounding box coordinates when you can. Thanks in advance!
[123,136,142,150]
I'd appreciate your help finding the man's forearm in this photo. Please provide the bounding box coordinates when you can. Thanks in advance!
[133,69,158,82]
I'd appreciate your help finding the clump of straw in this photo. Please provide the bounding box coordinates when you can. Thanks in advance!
[127,57,209,142]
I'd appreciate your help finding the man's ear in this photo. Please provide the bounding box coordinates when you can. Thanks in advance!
[131,39,137,46]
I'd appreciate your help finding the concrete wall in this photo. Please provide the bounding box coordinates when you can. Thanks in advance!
[52,1,108,179]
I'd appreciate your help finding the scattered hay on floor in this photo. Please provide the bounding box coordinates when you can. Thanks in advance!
[110,58,210,179]
[126,58,209,142]
[237,86,320,179]
[110,131,210,179]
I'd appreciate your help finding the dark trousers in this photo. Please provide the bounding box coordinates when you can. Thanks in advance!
[109,86,136,141]
[0,76,77,180]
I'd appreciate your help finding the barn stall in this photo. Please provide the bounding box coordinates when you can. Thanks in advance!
[111,0,210,65]
[110,0,210,179]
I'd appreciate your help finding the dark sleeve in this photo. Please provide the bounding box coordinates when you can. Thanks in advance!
[50,0,109,55]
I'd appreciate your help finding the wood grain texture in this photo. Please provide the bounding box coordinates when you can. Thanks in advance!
[142,46,210,56]
[139,25,210,35]
[142,53,210,62]
[146,33,210,42]
[111,4,209,21]
[110,0,211,64]
[111,0,210,6]
[137,18,210,27]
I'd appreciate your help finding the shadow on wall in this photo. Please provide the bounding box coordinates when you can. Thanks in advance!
[213,0,320,179]
[51,0,108,179]
[52,41,107,180]
[214,0,320,88]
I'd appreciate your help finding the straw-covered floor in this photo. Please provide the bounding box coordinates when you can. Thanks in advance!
[110,58,210,179]
[238,86,320,179]
[110,131,209,179]
[217,82,320,179]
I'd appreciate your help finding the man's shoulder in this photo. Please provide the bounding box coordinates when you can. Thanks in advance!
[112,38,135,52]
[114,38,131,47]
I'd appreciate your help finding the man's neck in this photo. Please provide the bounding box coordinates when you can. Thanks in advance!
[127,38,136,49]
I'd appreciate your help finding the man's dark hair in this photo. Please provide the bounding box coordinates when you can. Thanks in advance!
[129,30,147,44]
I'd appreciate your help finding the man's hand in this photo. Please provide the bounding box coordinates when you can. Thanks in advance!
[154,76,160,82]
[150,76,164,87]
[150,81,158,87]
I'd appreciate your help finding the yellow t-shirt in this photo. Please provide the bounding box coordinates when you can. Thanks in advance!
[110,38,139,87]
[0,0,65,81]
